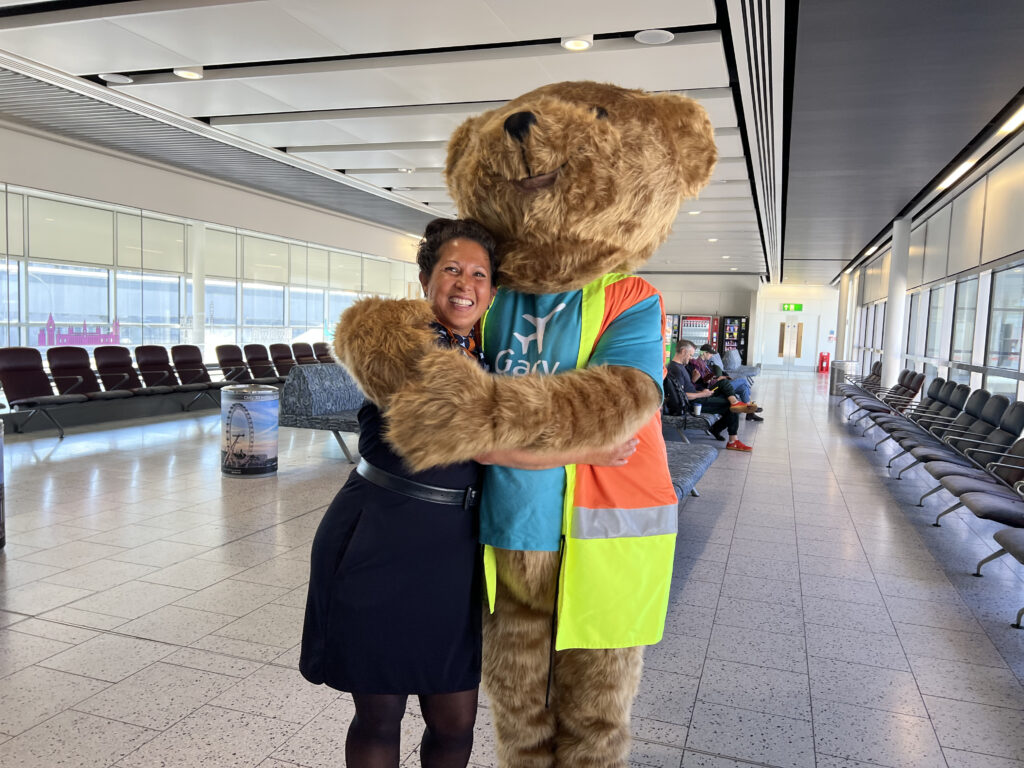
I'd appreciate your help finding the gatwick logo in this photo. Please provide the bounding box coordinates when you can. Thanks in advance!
[495,303,568,375]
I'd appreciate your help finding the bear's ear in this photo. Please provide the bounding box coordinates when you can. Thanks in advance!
[650,93,718,197]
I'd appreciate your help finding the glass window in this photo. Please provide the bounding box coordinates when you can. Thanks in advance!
[950,278,978,363]
[948,366,971,385]
[188,278,237,326]
[906,292,920,354]
[289,287,324,328]
[28,262,109,326]
[983,373,1019,398]
[986,266,1024,370]
[28,197,114,265]
[242,282,285,326]
[5,192,25,256]
[329,290,360,323]
[872,303,885,349]
[924,286,944,358]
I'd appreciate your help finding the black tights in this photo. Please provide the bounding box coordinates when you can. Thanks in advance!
[346,688,478,768]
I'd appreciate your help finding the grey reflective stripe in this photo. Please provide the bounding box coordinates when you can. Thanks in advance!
[570,505,678,539]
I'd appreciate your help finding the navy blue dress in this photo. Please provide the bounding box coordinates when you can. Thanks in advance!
[300,326,483,695]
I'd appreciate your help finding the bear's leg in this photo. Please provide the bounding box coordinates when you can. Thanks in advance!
[551,646,644,768]
[482,581,557,768]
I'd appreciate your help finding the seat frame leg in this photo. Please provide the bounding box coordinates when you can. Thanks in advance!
[1013,605,1024,629]
[933,501,963,527]
[874,435,893,451]
[897,459,921,479]
[332,431,358,463]
[974,547,1007,577]
[888,449,909,468]
[917,485,944,507]
[690,487,700,498]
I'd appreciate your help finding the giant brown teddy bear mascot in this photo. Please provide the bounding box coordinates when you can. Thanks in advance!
[335,81,716,767]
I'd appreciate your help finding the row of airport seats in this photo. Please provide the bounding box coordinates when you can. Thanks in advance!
[838,369,1024,627]
[0,341,336,438]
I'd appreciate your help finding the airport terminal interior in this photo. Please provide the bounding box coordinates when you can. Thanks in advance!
[1,1,1024,766]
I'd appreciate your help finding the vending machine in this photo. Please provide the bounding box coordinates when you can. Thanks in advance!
[679,315,718,349]
[663,314,681,364]
[720,315,749,364]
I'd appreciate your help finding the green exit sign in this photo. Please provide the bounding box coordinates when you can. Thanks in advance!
[782,303,803,311]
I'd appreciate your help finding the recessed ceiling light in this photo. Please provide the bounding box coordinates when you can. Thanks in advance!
[98,73,133,84]
[729,267,738,271]
[634,29,674,45]
[722,255,730,259]
[864,245,878,256]
[173,66,203,80]
[998,104,1024,135]
[707,238,718,243]
[938,160,975,190]
[397,167,416,173]
[688,210,701,215]
[392,186,411,191]
[561,35,593,51]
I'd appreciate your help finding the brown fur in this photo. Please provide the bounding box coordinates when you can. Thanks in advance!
[445,81,717,293]
[331,81,716,768]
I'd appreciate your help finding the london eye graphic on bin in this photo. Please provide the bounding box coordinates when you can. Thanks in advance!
[221,386,279,477]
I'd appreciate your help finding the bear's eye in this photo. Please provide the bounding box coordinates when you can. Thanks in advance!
[593,106,608,120]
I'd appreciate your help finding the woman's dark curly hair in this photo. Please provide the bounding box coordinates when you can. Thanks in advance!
[416,218,498,285]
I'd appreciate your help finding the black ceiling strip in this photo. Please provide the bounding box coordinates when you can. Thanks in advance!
[0,0,120,17]
[779,0,800,285]
[753,0,775,257]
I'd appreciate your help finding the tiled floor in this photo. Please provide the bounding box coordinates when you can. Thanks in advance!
[1,372,1023,767]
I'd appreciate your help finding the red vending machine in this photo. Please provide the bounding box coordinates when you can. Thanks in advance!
[679,315,718,348]
[663,314,681,364]
[720,315,749,364]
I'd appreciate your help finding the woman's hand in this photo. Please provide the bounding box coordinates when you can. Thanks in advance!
[574,437,639,467]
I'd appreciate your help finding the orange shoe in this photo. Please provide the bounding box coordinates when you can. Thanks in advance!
[729,401,759,414]
[726,438,753,452]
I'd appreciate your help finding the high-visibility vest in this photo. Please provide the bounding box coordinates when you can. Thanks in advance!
[482,273,677,650]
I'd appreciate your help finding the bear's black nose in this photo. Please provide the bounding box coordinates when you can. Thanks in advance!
[503,111,537,143]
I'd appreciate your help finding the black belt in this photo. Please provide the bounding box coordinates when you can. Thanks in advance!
[356,458,479,510]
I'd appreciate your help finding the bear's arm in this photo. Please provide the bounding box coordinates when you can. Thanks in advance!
[384,357,661,470]
[331,296,439,407]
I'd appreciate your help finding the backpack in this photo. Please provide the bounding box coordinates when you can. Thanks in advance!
[662,373,686,416]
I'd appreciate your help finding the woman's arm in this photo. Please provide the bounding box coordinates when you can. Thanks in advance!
[476,438,639,469]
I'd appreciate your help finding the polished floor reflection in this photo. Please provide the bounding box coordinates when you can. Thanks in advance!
[1,373,1023,767]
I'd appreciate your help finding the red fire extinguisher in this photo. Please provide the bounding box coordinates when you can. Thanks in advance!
[818,352,830,373]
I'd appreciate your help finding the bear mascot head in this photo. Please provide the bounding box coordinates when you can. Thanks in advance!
[332,81,716,768]
[446,80,716,292]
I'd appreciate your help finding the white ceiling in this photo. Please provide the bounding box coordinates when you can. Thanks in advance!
[0,0,776,279]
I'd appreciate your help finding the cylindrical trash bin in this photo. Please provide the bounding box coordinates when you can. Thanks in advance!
[829,360,857,396]
[221,384,279,477]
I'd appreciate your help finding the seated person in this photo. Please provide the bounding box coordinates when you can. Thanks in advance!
[698,344,763,422]
[667,340,753,452]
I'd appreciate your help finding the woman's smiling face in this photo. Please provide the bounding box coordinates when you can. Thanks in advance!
[419,237,496,336]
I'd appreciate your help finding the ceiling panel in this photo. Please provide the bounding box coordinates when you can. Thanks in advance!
[219,120,363,147]
[0,20,184,75]
[110,3,345,68]
[272,0,513,55]
[290,148,448,170]
[120,79,294,117]
[539,35,728,91]
[482,0,716,37]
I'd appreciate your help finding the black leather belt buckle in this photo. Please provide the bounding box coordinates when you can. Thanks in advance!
[463,486,479,510]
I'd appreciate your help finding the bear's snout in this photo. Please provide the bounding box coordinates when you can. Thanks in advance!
[503,111,537,143]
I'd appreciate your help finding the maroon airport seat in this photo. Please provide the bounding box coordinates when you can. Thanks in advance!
[243,344,286,382]
[135,345,215,410]
[0,346,88,437]
[291,342,319,366]
[269,343,297,377]
[216,345,281,385]
[46,346,133,401]
[171,345,231,389]
[94,346,174,396]
[313,341,335,364]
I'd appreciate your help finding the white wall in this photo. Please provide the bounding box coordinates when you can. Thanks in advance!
[752,284,840,370]
[643,273,759,317]
[0,121,419,263]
